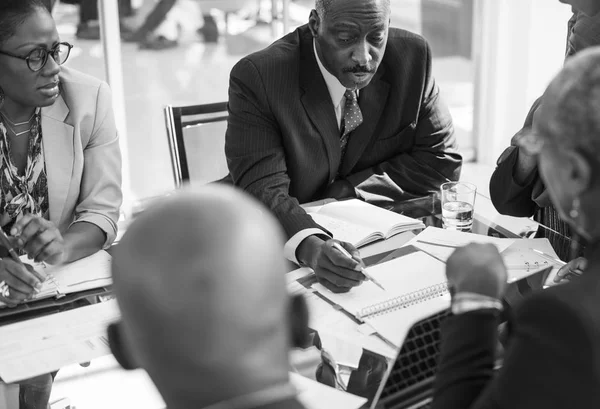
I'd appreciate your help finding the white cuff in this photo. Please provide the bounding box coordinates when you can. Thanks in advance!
[451,292,503,315]
[284,228,331,265]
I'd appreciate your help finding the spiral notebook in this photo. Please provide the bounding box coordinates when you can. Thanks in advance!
[312,250,451,347]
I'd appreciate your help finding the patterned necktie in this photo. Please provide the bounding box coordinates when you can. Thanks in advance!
[340,89,363,159]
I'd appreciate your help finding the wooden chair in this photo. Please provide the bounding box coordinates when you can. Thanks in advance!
[163,102,230,188]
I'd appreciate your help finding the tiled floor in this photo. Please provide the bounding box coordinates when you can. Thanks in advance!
[53,0,475,205]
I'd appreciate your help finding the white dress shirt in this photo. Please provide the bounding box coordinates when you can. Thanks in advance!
[283,41,354,264]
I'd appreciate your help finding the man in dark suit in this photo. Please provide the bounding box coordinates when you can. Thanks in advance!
[107,185,309,409]
[432,46,600,408]
[225,0,461,293]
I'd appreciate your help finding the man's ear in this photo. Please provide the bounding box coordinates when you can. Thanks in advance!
[289,294,310,348]
[308,10,320,38]
[108,322,140,370]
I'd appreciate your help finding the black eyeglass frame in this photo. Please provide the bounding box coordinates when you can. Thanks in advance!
[0,42,73,72]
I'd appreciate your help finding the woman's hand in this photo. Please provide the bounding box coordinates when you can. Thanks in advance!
[11,215,66,265]
[553,257,587,285]
[0,259,43,307]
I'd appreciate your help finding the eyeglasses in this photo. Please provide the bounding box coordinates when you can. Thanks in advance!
[0,42,73,72]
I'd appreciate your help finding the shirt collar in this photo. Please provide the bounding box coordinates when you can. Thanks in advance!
[313,39,348,110]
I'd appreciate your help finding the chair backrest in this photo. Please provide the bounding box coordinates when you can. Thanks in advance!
[164,102,229,188]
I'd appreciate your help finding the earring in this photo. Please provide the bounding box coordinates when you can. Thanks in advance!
[570,197,581,220]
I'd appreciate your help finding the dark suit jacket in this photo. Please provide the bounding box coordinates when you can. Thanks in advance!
[225,25,462,238]
[432,245,600,408]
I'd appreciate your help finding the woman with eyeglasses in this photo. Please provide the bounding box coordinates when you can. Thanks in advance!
[0,0,122,407]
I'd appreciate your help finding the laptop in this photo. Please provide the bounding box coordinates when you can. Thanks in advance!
[369,265,554,409]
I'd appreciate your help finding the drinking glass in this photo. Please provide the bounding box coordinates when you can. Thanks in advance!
[441,182,477,232]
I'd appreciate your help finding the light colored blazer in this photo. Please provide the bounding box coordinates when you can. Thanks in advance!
[40,66,122,247]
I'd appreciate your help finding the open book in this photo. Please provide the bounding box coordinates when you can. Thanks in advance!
[0,250,112,308]
[305,199,424,247]
[312,250,450,347]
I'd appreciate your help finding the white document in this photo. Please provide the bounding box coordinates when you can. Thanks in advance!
[290,372,367,409]
[410,226,516,262]
[502,238,563,284]
[305,289,398,359]
[312,251,447,319]
[0,300,120,383]
[0,251,113,307]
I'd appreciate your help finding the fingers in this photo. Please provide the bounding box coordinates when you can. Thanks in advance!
[554,257,587,283]
[10,213,35,237]
[10,216,64,264]
[3,260,43,291]
[326,242,364,274]
[316,265,363,293]
[0,260,43,304]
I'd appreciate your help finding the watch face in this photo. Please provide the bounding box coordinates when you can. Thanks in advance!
[496,145,517,165]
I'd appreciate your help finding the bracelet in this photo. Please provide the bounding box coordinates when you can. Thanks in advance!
[452,292,503,315]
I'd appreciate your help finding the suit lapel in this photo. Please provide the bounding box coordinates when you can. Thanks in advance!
[299,34,340,183]
[339,68,390,176]
[41,95,74,225]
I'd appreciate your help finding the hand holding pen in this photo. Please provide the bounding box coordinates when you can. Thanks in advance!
[0,228,47,306]
[331,242,386,291]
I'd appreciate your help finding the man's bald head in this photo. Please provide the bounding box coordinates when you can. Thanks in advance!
[111,185,290,407]
[315,0,391,19]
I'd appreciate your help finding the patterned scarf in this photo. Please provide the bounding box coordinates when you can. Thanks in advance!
[0,111,49,234]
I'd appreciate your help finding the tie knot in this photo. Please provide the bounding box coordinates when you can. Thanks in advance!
[344,89,357,102]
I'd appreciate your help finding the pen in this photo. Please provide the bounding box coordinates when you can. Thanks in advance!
[0,229,47,284]
[331,242,386,291]
[416,239,462,249]
[530,248,567,267]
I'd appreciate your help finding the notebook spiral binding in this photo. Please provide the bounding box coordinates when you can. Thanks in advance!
[357,282,449,320]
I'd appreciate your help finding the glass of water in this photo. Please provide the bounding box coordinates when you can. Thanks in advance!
[441,182,477,232]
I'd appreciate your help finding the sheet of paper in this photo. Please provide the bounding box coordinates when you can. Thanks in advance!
[502,238,563,284]
[409,226,516,262]
[0,300,120,383]
[12,250,113,305]
[290,372,367,409]
[318,331,363,369]
[305,290,397,359]
[311,251,447,318]
[313,199,424,233]
[365,293,450,347]
[286,267,314,285]
[309,212,376,247]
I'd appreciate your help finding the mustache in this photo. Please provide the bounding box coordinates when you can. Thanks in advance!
[343,66,376,74]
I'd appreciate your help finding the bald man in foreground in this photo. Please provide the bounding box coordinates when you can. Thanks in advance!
[107,185,309,409]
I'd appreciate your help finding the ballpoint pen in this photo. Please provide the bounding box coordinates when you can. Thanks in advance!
[331,242,386,291]
[530,248,567,267]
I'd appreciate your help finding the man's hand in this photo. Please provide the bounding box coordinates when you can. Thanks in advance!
[552,257,587,285]
[321,179,357,200]
[446,243,508,299]
[297,236,365,293]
